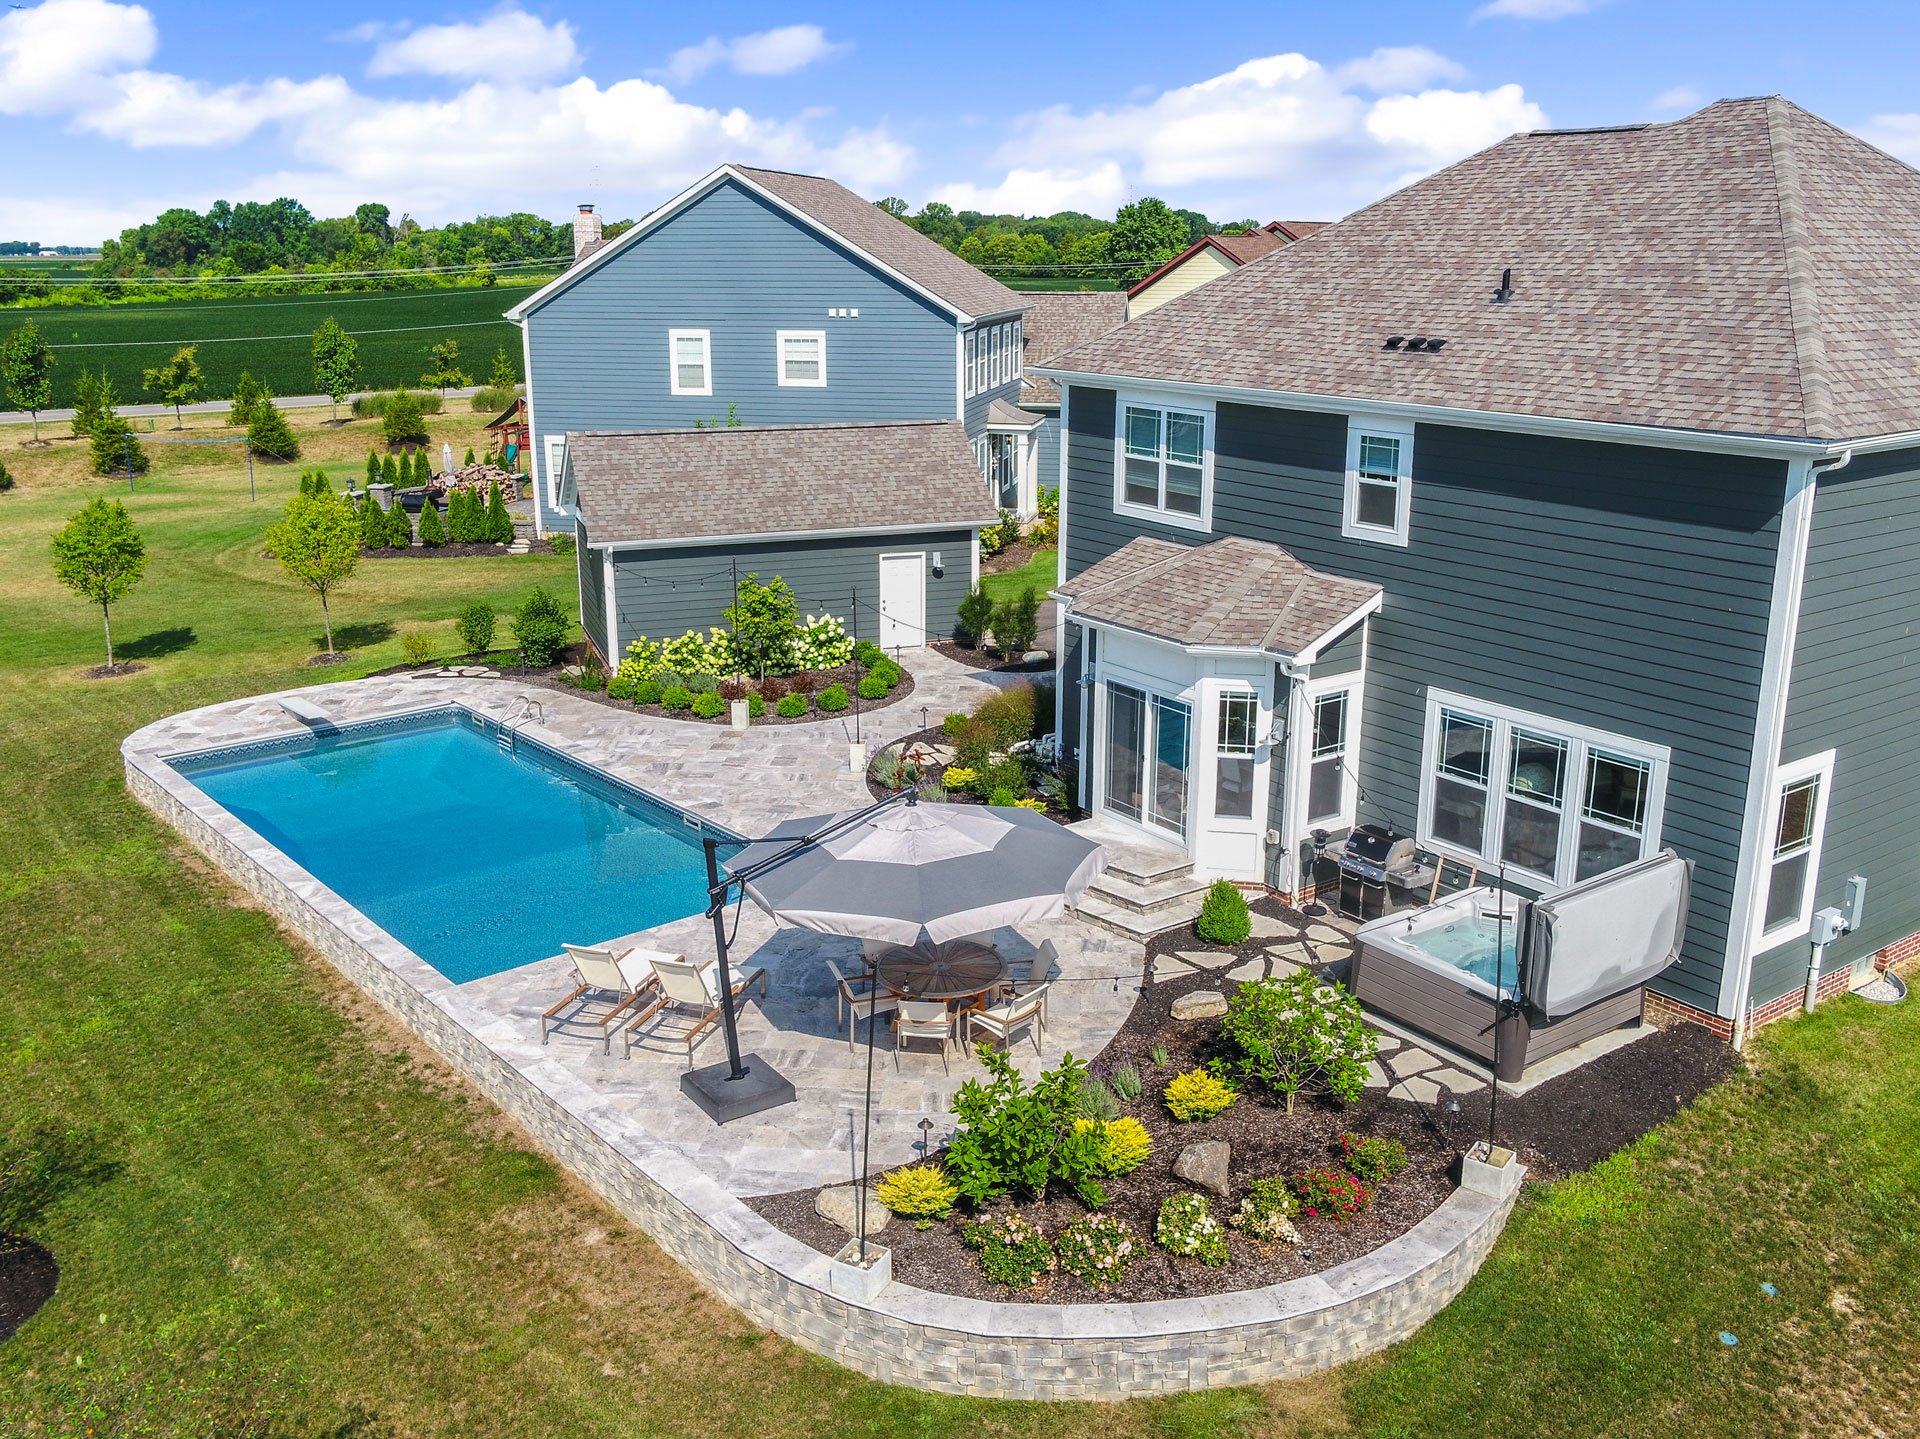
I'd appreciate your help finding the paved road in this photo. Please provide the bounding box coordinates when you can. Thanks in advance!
[0,385,490,426]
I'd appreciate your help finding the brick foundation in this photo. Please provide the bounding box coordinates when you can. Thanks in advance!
[1645,928,1920,1041]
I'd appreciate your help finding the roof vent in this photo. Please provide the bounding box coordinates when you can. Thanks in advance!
[1406,336,1427,350]
[1492,267,1513,304]
[1424,337,1447,352]
[1383,335,1406,350]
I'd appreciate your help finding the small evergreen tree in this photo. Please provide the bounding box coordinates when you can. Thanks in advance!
[386,499,414,548]
[381,453,398,486]
[488,346,517,389]
[381,388,429,447]
[0,459,13,493]
[70,368,105,438]
[227,370,264,428]
[88,415,146,478]
[510,587,570,666]
[140,345,203,428]
[248,396,300,462]
[417,499,446,547]
[456,601,495,653]
[364,448,381,489]
[484,480,513,543]
[51,498,146,667]
[463,445,476,466]
[358,493,388,549]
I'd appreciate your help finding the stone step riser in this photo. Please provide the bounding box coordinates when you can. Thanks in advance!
[1070,894,1203,941]
[1105,856,1194,887]
[1086,879,1210,918]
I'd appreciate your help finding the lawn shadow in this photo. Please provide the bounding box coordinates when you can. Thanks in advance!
[117,626,198,661]
[328,621,395,651]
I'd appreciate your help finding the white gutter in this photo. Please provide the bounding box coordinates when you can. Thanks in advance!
[595,518,995,553]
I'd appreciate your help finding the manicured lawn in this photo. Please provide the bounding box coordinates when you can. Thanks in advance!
[980,546,1057,605]
[1,411,1915,1436]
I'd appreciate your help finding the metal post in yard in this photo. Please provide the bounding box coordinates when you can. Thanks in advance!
[246,438,256,502]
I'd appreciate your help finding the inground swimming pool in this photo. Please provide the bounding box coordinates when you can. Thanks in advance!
[174,707,737,983]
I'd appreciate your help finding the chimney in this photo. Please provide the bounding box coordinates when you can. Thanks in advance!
[572,204,603,259]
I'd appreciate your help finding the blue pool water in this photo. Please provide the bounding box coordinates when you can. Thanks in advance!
[1405,913,1520,990]
[176,709,734,983]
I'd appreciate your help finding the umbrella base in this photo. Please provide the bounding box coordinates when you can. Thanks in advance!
[680,1055,797,1124]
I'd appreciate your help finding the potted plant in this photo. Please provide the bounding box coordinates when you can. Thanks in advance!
[720,677,750,730]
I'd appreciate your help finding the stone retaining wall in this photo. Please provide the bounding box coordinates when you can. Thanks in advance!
[126,731,1521,1401]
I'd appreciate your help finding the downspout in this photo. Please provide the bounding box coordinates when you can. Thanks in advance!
[1731,444,1853,1051]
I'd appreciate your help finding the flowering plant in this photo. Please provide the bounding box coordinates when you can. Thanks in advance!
[1222,971,1377,1113]
[1292,1165,1373,1222]
[961,1211,1056,1288]
[1229,1176,1302,1243]
[660,628,718,677]
[1339,1133,1408,1184]
[1057,1214,1139,1286]
[1155,1193,1229,1266]
[792,612,854,671]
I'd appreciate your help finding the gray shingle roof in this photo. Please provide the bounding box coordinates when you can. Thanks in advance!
[986,397,1043,429]
[1043,98,1920,442]
[733,166,1028,322]
[569,420,997,546]
[1055,536,1381,659]
[1018,291,1129,406]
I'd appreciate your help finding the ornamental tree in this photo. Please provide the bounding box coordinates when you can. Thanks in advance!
[310,318,361,421]
[0,321,55,442]
[1221,971,1377,1114]
[140,345,204,427]
[51,498,147,668]
[723,572,801,677]
[266,490,359,654]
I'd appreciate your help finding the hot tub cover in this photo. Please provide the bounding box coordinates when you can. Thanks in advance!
[1523,849,1692,1018]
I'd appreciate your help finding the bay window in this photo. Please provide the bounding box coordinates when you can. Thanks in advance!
[1420,692,1667,888]
[1117,401,1210,527]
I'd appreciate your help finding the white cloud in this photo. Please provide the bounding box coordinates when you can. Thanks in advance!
[369,10,580,83]
[0,0,156,113]
[975,50,1544,220]
[661,24,848,84]
[77,72,350,147]
[931,164,1129,218]
[1861,113,1920,165]
[1650,86,1705,115]
[1473,0,1600,18]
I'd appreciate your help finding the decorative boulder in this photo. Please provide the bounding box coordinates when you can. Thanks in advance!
[1171,989,1229,1021]
[815,1184,890,1236]
[1173,1140,1232,1197]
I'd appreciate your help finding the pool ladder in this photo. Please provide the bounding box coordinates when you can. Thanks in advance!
[498,696,545,752]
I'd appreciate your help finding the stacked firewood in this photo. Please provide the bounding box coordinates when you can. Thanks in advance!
[428,465,521,502]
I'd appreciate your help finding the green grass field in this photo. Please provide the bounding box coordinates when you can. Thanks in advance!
[980,546,1058,604]
[0,284,540,410]
[0,414,1914,1436]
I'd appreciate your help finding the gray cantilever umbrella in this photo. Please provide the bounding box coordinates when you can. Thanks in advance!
[724,798,1107,945]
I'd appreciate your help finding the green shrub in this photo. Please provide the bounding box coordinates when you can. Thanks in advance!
[1109,1063,1143,1103]
[400,629,435,666]
[1229,1177,1302,1243]
[985,786,1017,807]
[653,667,687,691]
[853,638,886,669]
[876,1165,959,1226]
[548,532,575,556]
[685,671,717,695]
[243,399,299,461]
[691,692,726,719]
[974,683,1037,748]
[636,679,664,705]
[961,1212,1055,1289]
[956,584,995,647]
[816,684,848,712]
[724,572,801,677]
[417,500,446,547]
[463,446,476,466]
[746,693,765,718]
[0,460,12,493]
[351,390,443,420]
[945,1048,1108,1208]
[1163,1068,1236,1122]
[1156,1193,1229,1265]
[1094,1116,1152,1175]
[857,674,888,701]
[775,694,807,718]
[1031,485,1060,546]
[1057,1214,1140,1286]
[606,670,636,701]
[1292,1165,1373,1222]
[661,685,694,711]
[381,388,430,447]
[1339,1133,1409,1184]
[1221,971,1376,1113]
[870,657,903,689]
[1074,1077,1121,1123]
[455,601,495,654]
[509,587,569,667]
[470,386,517,412]
[979,755,1027,797]
[1196,878,1252,945]
[89,417,148,477]
[941,711,970,739]
[992,586,1041,658]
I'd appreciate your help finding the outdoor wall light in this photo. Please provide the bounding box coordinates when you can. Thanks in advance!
[930,552,944,577]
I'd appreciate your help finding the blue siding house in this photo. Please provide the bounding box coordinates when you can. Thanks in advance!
[1037,97,1920,1044]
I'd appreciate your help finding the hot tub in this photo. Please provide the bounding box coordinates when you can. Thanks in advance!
[1352,852,1693,1082]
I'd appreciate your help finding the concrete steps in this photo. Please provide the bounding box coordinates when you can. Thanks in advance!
[1067,819,1205,942]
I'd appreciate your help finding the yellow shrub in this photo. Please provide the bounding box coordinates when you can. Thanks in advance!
[1163,1068,1236,1122]
[1014,797,1048,812]
[942,766,979,790]
[1100,1116,1153,1174]
[876,1164,959,1221]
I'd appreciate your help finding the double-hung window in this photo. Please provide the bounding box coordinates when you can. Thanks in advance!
[1009,319,1023,382]
[668,328,711,396]
[1343,416,1413,546]
[964,331,978,397]
[1307,690,1351,826]
[1420,691,1668,888]
[1757,751,1834,944]
[776,330,826,387]
[1117,401,1210,528]
[990,327,1003,387]
[1214,692,1259,820]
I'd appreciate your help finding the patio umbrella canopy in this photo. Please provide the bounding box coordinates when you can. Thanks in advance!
[724,800,1107,946]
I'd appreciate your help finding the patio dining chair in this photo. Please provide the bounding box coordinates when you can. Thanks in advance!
[627,953,767,1063]
[893,999,957,1073]
[1005,939,1058,1030]
[541,942,674,1053]
[967,983,1049,1057]
[825,956,902,1050]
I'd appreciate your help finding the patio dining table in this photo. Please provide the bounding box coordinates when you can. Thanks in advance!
[874,939,1008,1005]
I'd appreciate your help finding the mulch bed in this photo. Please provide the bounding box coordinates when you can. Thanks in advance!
[81,662,146,680]
[304,652,352,668]
[982,540,1042,574]
[750,897,1742,1303]
[929,639,1052,675]
[362,539,555,559]
[865,724,1081,825]
[0,1237,58,1342]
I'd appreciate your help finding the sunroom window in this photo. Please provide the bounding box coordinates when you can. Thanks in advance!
[1214,692,1258,820]
[1308,691,1349,825]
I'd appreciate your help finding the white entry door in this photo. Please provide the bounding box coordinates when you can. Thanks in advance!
[877,552,926,650]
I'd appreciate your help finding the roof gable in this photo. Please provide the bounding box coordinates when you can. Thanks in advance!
[1050,98,1920,443]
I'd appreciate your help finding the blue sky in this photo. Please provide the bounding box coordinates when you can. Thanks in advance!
[4,0,1920,246]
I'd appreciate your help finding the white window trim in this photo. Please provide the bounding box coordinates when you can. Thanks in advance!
[1342,414,1414,547]
[1415,688,1671,891]
[544,434,567,511]
[1112,392,1215,534]
[1301,672,1362,832]
[990,327,1003,387]
[964,330,978,399]
[1752,749,1836,950]
[667,328,712,397]
[1010,319,1023,381]
[775,329,828,388]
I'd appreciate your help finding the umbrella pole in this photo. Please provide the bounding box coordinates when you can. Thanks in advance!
[704,835,748,1083]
